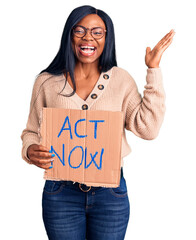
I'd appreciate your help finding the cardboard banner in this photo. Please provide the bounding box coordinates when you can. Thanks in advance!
[40,108,123,187]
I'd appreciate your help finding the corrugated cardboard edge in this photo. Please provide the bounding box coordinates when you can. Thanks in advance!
[117,111,124,186]
[38,107,44,144]
[43,176,119,188]
[38,107,48,181]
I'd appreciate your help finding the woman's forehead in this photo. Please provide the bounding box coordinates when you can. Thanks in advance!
[76,14,106,28]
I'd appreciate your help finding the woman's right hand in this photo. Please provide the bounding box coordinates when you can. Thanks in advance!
[27,144,54,169]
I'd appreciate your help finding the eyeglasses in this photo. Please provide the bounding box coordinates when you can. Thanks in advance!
[72,25,107,39]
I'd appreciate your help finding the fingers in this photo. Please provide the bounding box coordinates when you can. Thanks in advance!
[30,156,54,169]
[157,29,175,48]
[160,30,175,51]
[160,36,173,52]
[145,29,175,68]
[161,29,174,42]
[27,144,55,169]
[30,156,53,164]
[163,30,175,44]
[30,155,54,169]
[33,144,50,152]
[28,150,54,161]
[165,29,175,40]
[31,150,53,159]
[34,161,53,170]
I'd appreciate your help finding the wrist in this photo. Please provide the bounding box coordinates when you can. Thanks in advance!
[148,65,160,69]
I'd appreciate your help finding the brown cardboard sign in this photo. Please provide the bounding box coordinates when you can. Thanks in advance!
[40,108,123,187]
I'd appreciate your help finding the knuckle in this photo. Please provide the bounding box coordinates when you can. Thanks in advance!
[38,159,43,164]
[34,159,41,164]
[32,144,39,150]
[37,144,42,149]
[37,152,42,157]
[29,157,35,162]
[40,145,48,151]
[39,160,45,164]
[43,152,48,158]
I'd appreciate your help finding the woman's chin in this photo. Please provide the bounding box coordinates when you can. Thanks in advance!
[75,53,99,64]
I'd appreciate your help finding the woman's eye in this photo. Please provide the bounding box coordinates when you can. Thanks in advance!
[75,30,84,33]
[93,32,102,35]
[74,27,85,34]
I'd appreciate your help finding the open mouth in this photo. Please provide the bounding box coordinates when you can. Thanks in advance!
[79,45,96,53]
[77,45,97,57]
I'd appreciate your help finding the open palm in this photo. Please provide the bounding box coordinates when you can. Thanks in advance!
[145,29,175,68]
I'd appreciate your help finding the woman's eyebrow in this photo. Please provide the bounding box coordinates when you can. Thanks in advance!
[76,24,104,28]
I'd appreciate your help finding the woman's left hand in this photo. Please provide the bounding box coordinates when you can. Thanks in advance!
[145,29,176,68]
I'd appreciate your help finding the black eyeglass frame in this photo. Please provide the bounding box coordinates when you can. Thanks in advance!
[72,25,107,39]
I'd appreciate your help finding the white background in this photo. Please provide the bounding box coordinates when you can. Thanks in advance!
[1,0,196,239]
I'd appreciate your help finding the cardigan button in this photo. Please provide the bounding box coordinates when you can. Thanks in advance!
[82,104,88,110]
[91,93,97,99]
[98,84,104,90]
[103,74,109,79]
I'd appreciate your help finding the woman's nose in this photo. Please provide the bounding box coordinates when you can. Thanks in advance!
[82,29,94,40]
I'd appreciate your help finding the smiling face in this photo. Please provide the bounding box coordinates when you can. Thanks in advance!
[71,14,106,65]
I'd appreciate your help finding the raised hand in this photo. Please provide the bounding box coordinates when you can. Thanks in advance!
[145,29,176,68]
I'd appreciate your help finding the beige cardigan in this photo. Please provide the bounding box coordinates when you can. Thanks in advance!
[21,66,166,167]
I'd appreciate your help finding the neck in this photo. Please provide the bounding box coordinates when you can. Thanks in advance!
[74,61,100,81]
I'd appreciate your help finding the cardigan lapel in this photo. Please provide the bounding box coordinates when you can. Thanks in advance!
[61,67,113,109]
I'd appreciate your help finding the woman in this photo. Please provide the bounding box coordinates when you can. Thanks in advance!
[21,5,175,240]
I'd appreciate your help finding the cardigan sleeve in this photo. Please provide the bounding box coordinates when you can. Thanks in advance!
[20,74,46,164]
[123,67,166,139]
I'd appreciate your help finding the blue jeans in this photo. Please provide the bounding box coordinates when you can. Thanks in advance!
[42,168,130,240]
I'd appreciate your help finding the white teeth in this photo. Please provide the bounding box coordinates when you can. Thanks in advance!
[81,49,94,53]
[80,46,95,50]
